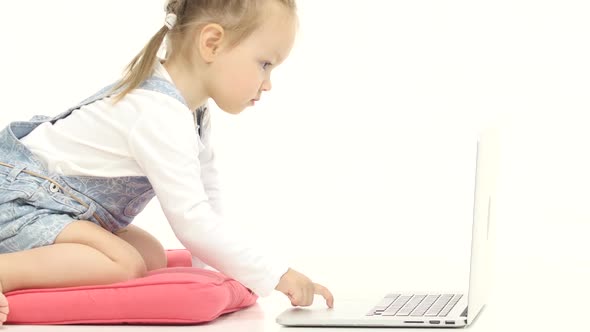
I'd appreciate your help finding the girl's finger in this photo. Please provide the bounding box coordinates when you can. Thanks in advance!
[314,283,335,308]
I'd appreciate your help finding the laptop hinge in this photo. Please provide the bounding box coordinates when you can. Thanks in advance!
[460,306,468,317]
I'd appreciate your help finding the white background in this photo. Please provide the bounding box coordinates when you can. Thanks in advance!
[1,1,589,331]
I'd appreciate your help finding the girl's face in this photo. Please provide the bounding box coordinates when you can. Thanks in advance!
[207,2,297,114]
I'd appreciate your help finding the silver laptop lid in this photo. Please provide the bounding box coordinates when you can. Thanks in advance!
[466,127,500,324]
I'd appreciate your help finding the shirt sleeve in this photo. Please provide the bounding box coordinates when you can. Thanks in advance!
[193,104,222,269]
[197,105,223,216]
[127,100,289,296]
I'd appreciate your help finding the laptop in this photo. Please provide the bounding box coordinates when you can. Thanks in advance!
[276,128,500,328]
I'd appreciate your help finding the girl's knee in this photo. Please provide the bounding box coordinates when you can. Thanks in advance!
[55,220,148,280]
[143,238,167,271]
[115,224,167,271]
[120,255,148,280]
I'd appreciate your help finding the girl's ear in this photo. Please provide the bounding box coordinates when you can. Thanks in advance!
[198,23,225,63]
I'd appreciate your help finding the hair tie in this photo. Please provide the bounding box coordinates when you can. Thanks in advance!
[164,13,177,29]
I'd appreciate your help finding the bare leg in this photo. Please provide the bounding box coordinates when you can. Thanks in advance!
[0,220,147,325]
[116,224,167,271]
[0,283,7,325]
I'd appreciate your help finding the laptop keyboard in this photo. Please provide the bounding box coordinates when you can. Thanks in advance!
[367,293,462,317]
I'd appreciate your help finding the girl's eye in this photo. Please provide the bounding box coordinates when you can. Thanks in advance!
[262,62,272,70]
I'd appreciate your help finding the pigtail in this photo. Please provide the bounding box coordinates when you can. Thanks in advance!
[110,1,187,103]
[109,26,169,103]
[165,0,188,17]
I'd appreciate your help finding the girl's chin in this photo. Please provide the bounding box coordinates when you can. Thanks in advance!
[221,106,246,115]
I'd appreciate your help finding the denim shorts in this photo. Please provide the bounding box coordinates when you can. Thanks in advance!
[0,161,90,254]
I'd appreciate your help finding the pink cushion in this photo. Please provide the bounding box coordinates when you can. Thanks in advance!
[5,249,257,325]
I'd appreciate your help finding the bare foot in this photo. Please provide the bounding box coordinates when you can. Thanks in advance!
[0,280,8,325]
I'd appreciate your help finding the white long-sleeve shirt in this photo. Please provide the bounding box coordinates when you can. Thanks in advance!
[19,62,289,296]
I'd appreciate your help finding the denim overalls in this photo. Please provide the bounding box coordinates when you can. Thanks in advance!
[0,77,207,253]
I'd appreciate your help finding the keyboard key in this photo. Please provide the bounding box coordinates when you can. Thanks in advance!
[425,294,454,316]
[375,295,399,309]
[366,294,400,316]
[382,295,412,316]
[396,295,426,316]
[411,294,440,316]
[439,294,462,317]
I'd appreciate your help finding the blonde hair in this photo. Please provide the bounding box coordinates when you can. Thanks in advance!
[110,0,297,103]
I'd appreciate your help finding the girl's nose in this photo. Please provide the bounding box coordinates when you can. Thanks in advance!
[261,79,272,92]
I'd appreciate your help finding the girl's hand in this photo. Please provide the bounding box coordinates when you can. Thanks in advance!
[275,268,334,308]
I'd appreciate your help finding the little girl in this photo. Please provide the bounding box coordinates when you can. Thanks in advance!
[0,0,333,324]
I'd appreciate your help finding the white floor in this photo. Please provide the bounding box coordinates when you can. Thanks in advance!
[3,222,588,332]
